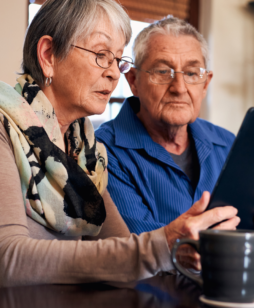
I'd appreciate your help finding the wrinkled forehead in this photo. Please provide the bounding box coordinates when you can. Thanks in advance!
[88,17,124,42]
[79,19,126,55]
[143,33,205,67]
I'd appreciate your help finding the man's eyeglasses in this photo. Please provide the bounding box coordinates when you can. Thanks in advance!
[71,45,133,74]
[136,66,211,85]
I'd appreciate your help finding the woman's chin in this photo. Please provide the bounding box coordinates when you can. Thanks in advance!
[86,106,108,117]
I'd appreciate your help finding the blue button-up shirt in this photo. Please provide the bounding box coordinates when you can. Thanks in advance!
[95,96,235,235]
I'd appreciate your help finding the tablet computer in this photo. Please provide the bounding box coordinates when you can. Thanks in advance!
[206,107,254,230]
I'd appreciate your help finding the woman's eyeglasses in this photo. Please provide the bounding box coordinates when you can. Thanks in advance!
[71,45,133,74]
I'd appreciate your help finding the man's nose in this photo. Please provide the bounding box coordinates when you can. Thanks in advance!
[168,71,187,94]
[104,59,121,80]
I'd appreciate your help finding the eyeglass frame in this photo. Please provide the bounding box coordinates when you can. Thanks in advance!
[71,44,133,73]
[135,66,211,85]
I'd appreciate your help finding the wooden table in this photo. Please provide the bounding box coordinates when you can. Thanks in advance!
[0,273,206,308]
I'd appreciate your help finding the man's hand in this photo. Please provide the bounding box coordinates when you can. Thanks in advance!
[164,191,240,270]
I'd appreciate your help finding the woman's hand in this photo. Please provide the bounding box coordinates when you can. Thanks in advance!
[164,191,240,270]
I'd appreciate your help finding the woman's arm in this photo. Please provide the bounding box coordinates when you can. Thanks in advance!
[83,189,130,241]
[0,123,173,287]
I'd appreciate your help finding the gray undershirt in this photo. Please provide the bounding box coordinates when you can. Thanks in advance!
[169,137,200,190]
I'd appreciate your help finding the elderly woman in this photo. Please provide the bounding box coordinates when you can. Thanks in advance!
[0,0,239,287]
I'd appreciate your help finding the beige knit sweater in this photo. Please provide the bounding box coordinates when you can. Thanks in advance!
[0,122,173,287]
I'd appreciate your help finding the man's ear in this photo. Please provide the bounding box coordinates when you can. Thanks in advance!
[125,68,139,96]
[37,35,55,83]
[202,71,213,98]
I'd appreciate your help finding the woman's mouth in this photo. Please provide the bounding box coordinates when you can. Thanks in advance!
[95,90,111,98]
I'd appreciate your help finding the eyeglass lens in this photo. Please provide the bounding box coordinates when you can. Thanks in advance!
[119,57,133,74]
[96,50,113,68]
[95,50,132,73]
[150,67,207,84]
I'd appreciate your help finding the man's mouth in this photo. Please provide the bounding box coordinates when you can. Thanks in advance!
[168,101,188,104]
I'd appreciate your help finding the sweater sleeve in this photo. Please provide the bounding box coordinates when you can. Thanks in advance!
[0,122,173,287]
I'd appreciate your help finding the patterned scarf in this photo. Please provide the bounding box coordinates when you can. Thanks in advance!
[0,74,108,236]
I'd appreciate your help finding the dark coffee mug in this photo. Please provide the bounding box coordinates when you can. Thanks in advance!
[171,230,254,303]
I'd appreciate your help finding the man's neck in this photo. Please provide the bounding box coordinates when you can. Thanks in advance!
[137,113,190,155]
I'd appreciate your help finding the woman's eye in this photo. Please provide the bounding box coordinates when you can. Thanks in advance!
[97,53,106,59]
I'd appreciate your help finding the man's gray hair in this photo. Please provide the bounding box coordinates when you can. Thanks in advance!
[22,0,132,85]
[133,16,209,69]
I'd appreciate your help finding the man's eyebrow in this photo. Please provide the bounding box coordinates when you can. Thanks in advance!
[150,59,204,68]
[184,59,203,66]
[151,59,172,67]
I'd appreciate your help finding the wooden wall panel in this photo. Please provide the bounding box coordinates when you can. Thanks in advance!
[32,0,45,4]
[118,0,191,22]
[30,0,198,29]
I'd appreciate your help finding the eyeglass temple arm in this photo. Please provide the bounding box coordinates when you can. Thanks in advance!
[72,45,133,64]
[71,45,97,56]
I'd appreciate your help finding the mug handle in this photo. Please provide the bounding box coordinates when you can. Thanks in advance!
[171,238,203,287]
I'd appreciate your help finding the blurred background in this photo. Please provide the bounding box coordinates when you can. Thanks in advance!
[0,0,253,134]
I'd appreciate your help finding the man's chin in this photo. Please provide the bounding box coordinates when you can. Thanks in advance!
[161,117,191,128]
[161,110,194,128]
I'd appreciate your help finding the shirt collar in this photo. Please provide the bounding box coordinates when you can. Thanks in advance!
[114,96,227,149]
[189,119,228,147]
[114,96,151,149]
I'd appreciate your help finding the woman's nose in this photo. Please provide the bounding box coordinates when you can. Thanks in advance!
[103,58,121,80]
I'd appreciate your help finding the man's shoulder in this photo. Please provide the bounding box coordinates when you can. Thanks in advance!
[95,120,115,145]
[195,118,235,145]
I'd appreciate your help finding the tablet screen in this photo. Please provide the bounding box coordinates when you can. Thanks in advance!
[206,108,254,230]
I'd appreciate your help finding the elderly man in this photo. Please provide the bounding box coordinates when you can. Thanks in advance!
[95,17,236,237]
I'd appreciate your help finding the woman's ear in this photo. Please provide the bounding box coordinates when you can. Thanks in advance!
[37,35,55,81]
[125,68,139,97]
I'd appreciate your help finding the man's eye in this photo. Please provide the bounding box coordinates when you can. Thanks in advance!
[185,71,197,77]
[155,69,170,75]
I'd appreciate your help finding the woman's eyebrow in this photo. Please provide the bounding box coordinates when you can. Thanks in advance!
[91,42,110,49]
[90,40,125,56]
[90,31,112,41]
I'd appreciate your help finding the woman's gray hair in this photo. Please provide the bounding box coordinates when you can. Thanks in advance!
[133,16,209,69]
[22,0,132,85]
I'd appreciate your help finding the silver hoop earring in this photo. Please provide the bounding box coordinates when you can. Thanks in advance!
[45,77,52,87]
